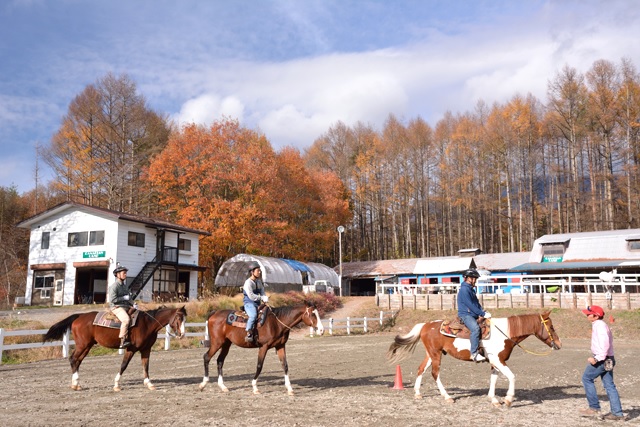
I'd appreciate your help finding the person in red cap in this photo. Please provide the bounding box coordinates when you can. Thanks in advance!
[579,305,626,421]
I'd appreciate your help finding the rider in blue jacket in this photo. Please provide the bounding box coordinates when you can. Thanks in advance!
[457,268,491,362]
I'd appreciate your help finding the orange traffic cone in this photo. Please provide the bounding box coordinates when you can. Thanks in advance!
[392,364,404,390]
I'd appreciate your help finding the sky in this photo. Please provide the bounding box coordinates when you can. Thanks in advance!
[1,0,639,194]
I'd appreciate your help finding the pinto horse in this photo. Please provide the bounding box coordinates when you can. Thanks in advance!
[386,311,561,406]
[43,306,186,391]
[199,301,324,395]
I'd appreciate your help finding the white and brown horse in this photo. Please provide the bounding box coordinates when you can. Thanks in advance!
[386,312,561,406]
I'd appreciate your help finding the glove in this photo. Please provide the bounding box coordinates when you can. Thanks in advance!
[484,312,491,319]
[261,295,269,303]
[133,303,138,310]
[123,295,130,301]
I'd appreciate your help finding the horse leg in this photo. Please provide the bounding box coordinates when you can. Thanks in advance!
[430,355,454,403]
[113,350,136,392]
[215,342,232,392]
[69,345,92,391]
[275,345,293,396]
[199,339,224,391]
[413,355,432,399]
[490,362,516,407]
[252,346,269,395]
[488,366,501,407]
[140,348,156,390]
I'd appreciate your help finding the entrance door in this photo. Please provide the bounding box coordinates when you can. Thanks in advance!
[53,279,64,306]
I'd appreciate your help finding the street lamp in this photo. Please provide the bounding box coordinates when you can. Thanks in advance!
[337,225,345,297]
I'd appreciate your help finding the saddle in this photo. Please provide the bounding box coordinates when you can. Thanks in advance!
[440,317,491,339]
[93,308,140,329]
[225,304,269,329]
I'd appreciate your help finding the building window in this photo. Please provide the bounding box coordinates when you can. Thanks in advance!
[178,238,191,251]
[128,231,145,247]
[68,232,88,247]
[89,230,105,246]
[35,275,55,289]
[41,232,50,249]
[628,240,640,251]
[541,244,565,262]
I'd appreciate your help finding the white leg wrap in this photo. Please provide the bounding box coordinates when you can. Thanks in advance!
[72,371,79,386]
[435,374,451,400]
[414,374,423,396]
[284,374,292,394]
[252,378,259,394]
[217,375,228,392]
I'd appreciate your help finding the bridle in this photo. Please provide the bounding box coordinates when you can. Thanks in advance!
[271,305,317,330]
[143,308,185,338]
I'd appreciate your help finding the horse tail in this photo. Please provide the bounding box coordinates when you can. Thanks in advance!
[386,322,425,365]
[42,314,80,342]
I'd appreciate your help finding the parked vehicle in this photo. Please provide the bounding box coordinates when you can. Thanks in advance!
[302,280,335,295]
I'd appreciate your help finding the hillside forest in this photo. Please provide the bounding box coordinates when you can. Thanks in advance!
[1,58,640,305]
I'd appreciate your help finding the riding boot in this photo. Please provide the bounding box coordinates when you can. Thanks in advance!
[245,331,254,343]
[120,335,131,349]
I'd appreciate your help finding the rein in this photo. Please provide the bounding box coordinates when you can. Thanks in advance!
[141,309,182,337]
[492,315,555,356]
[270,306,313,331]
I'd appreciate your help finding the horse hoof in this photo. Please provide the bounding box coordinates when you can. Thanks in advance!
[253,390,261,395]
[113,386,121,392]
[147,385,156,391]
[414,394,423,400]
[199,383,207,391]
[287,391,294,397]
[491,401,502,408]
[445,398,455,404]
[70,385,81,391]
[504,399,513,408]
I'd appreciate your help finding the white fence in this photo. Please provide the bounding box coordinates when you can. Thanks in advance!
[0,312,396,364]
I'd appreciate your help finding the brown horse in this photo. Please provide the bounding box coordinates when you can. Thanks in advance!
[198,301,324,395]
[43,306,186,391]
[386,312,561,407]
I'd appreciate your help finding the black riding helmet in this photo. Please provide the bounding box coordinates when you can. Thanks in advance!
[113,265,128,276]
[463,268,480,279]
[247,261,261,272]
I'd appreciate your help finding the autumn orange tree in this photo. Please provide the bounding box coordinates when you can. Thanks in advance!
[145,119,350,280]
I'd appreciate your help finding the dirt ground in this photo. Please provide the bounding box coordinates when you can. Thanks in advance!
[1,332,639,427]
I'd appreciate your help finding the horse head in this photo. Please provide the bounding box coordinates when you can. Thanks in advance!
[168,306,187,339]
[538,311,561,350]
[302,301,325,336]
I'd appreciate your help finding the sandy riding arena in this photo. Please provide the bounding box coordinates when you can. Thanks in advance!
[0,334,638,426]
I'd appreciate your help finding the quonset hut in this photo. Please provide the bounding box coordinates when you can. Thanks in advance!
[214,253,339,293]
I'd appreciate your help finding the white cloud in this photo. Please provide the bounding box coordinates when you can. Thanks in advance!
[175,94,245,126]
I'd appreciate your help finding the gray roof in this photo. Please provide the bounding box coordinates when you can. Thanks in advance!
[529,229,640,262]
[340,257,475,278]
[474,252,530,271]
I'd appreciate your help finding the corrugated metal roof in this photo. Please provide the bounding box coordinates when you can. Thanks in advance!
[474,252,530,271]
[413,257,475,274]
[339,259,418,278]
[529,229,640,263]
[509,259,640,273]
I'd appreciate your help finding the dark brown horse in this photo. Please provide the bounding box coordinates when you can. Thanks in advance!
[43,306,186,391]
[386,312,561,407]
[199,301,324,395]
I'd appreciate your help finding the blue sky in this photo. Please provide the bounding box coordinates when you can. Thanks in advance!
[1,0,639,193]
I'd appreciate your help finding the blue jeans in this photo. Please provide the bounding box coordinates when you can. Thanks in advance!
[582,358,623,416]
[244,300,258,332]
[460,314,481,355]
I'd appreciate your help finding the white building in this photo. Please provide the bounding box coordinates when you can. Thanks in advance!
[17,202,210,306]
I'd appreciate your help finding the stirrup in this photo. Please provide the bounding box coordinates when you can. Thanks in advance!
[244,332,254,343]
[119,338,131,349]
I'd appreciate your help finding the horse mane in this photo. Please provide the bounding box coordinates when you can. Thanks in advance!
[271,305,297,317]
[506,313,543,338]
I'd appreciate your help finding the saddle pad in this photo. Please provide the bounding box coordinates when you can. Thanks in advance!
[93,310,140,329]
[225,307,269,328]
[440,318,491,340]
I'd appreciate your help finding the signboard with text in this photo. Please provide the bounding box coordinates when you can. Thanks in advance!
[82,250,106,259]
